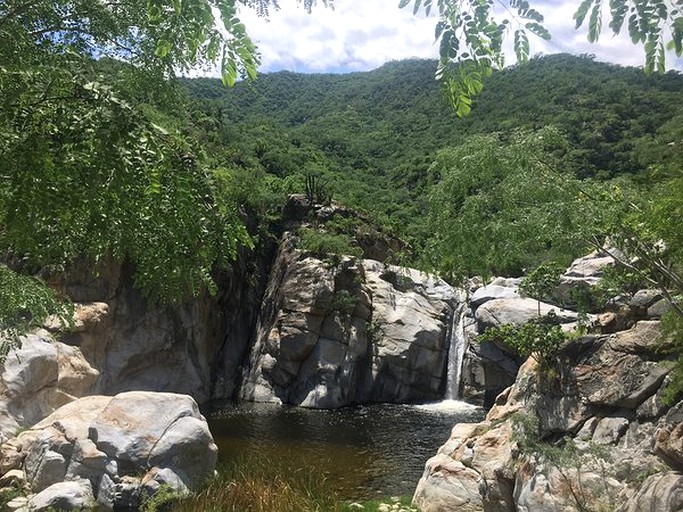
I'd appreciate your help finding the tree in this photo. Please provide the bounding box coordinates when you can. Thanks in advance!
[0,0,270,351]
[428,126,683,396]
[424,126,626,279]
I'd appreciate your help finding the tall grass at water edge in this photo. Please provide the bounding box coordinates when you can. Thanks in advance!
[155,453,418,512]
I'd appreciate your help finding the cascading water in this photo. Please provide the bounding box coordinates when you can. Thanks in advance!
[444,302,468,400]
[416,292,480,412]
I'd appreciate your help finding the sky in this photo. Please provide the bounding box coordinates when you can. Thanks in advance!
[234,0,683,74]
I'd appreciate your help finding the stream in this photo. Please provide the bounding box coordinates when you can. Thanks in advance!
[208,400,484,501]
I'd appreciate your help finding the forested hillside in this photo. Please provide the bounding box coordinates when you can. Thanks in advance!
[181,54,683,259]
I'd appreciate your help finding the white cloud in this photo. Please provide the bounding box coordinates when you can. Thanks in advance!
[237,0,439,72]
[230,0,682,74]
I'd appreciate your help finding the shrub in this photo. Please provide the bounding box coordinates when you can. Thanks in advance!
[477,317,567,371]
[297,228,362,259]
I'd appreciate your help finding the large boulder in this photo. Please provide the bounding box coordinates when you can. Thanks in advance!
[28,479,95,511]
[475,298,580,330]
[553,250,615,308]
[470,278,521,309]
[0,391,216,510]
[240,239,462,407]
[0,333,99,439]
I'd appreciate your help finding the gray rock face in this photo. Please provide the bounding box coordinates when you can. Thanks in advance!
[46,251,269,407]
[470,282,521,309]
[554,251,615,307]
[240,240,461,407]
[0,392,216,510]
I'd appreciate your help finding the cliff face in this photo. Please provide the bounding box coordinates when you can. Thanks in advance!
[0,257,270,436]
[239,234,462,407]
[414,299,680,511]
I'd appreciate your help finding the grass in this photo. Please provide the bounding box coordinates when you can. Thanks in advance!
[161,454,342,512]
[143,453,420,512]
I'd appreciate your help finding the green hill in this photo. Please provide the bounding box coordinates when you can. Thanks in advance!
[181,54,683,258]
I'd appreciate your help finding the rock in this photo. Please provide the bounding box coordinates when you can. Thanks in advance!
[648,298,672,318]
[607,320,672,355]
[630,289,663,310]
[415,314,674,511]
[1,439,24,474]
[475,298,579,330]
[470,283,520,309]
[516,459,622,512]
[48,248,271,405]
[514,466,567,512]
[592,417,630,445]
[617,472,683,512]
[0,333,99,439]
[88,392,216,482]
[141,467,190,498]
[5,392,216,509]
[240,241,462,407]
[28,479,94,511]
[413,454,483,512]
[655,421,683,470]
[570,340,670,412]
[0,468,26,488]
[5,496,29,511]
[413,419,516,512]
[554,251,615,307]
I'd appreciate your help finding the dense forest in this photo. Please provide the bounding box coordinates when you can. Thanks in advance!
[180,54,683,267]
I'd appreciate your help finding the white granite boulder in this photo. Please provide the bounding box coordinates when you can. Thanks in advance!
[1,391,216,510]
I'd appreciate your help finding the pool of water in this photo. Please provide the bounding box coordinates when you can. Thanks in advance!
[208,400,485,500]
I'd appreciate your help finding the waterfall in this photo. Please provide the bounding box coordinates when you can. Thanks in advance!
[445,302,467,400]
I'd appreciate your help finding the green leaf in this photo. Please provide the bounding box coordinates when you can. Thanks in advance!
[628,13,643,43]
[588,0,603,42]
[155,39,173,58]
[525,22,551,40]
[574,0,594,28]
[514,29,530,62]
[673,17,683,54]
[609,0,628,34]
[398,0,411,8]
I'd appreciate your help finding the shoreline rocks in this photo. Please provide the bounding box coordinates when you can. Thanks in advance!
[0,391,216,511]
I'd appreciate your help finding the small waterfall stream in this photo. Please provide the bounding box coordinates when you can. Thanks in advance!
[445,302,468,400]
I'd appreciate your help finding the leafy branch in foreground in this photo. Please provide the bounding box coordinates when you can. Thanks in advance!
[400,0,682,115]
[0,265,73,361]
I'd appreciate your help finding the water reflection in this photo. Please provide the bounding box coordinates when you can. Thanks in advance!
[208,401,484,500]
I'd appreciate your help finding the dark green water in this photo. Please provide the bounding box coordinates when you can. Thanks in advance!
[208,400,485,500]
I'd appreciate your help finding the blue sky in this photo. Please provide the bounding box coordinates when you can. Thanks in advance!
[234,0,683,74]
